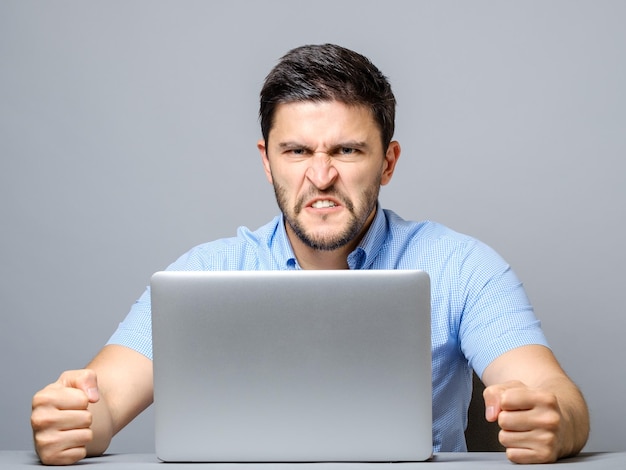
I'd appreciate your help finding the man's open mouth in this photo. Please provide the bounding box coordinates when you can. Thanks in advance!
[311,200,338,209]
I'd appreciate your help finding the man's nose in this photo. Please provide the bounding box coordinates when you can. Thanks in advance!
[305,153,338,190]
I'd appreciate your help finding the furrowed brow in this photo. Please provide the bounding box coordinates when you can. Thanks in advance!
[330,141,370,151]
[277,140,370,153]
[278,141,311,150]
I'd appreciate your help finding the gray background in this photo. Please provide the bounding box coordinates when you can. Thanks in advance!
[1,0,624,454]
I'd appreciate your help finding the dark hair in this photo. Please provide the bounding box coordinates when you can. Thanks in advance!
[259,44,396,149]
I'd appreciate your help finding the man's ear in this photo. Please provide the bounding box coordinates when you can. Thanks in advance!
[257,139,273,184]
[380,141,401,186]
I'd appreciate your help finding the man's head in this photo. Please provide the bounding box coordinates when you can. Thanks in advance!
[259,44,396,150]
[257,45,401,262]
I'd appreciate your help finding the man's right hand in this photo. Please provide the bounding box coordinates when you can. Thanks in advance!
[31,369,100,465]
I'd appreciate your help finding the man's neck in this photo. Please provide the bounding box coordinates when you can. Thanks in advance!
[294,247,351,270]
[287,231,354,270]
[284,219,378,270]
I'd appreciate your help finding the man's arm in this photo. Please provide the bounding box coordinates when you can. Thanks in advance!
[31,344,153,465]
[482,344,590,464]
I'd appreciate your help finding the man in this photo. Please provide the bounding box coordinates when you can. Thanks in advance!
[31,44,589,465]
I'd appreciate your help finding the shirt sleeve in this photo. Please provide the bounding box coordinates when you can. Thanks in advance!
[105,244,213,360]
[106,287,154,359]
[456,239,550,378]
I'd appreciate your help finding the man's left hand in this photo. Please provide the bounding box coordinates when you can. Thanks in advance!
[484,380,564,464]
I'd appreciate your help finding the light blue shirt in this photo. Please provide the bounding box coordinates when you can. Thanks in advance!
[108,207,548,452]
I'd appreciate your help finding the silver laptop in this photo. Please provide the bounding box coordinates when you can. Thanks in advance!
[151,269,432,462]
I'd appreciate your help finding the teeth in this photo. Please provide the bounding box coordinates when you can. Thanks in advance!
[312,200,337,208]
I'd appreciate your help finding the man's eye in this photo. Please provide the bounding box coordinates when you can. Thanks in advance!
[339,147,356,155]
[290,148,306,155]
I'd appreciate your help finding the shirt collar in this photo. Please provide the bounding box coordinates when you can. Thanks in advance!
[271,206,388,270]
[348,205,387,269]
[269,215,299,269]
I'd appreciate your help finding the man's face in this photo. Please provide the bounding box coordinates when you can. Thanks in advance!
[258,100,400,252]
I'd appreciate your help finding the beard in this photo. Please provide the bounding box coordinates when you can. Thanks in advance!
[272,182,381,252]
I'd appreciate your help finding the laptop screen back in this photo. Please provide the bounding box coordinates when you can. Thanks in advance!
[151,269,432,462]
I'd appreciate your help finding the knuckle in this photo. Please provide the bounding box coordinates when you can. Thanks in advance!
[539,429,558,448]
[68,447,89,465]
[78,426,94,443]
[540,409,561,431]
[36,449,54,465]
[40,448,87,466]
[537,390,559,408]
[31,393,43,409]
[505,448,523,463]
[34,430,59,452]
[496,410,509,428]
[76,409,94,428]
[535,446,558,463]
[32,387,55,409]
[87,411,94,427]
[497,429,510,447]
[35,429,92,465]
[30,412,49,431]
[30,409,55,431]
[84,427,95,443]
